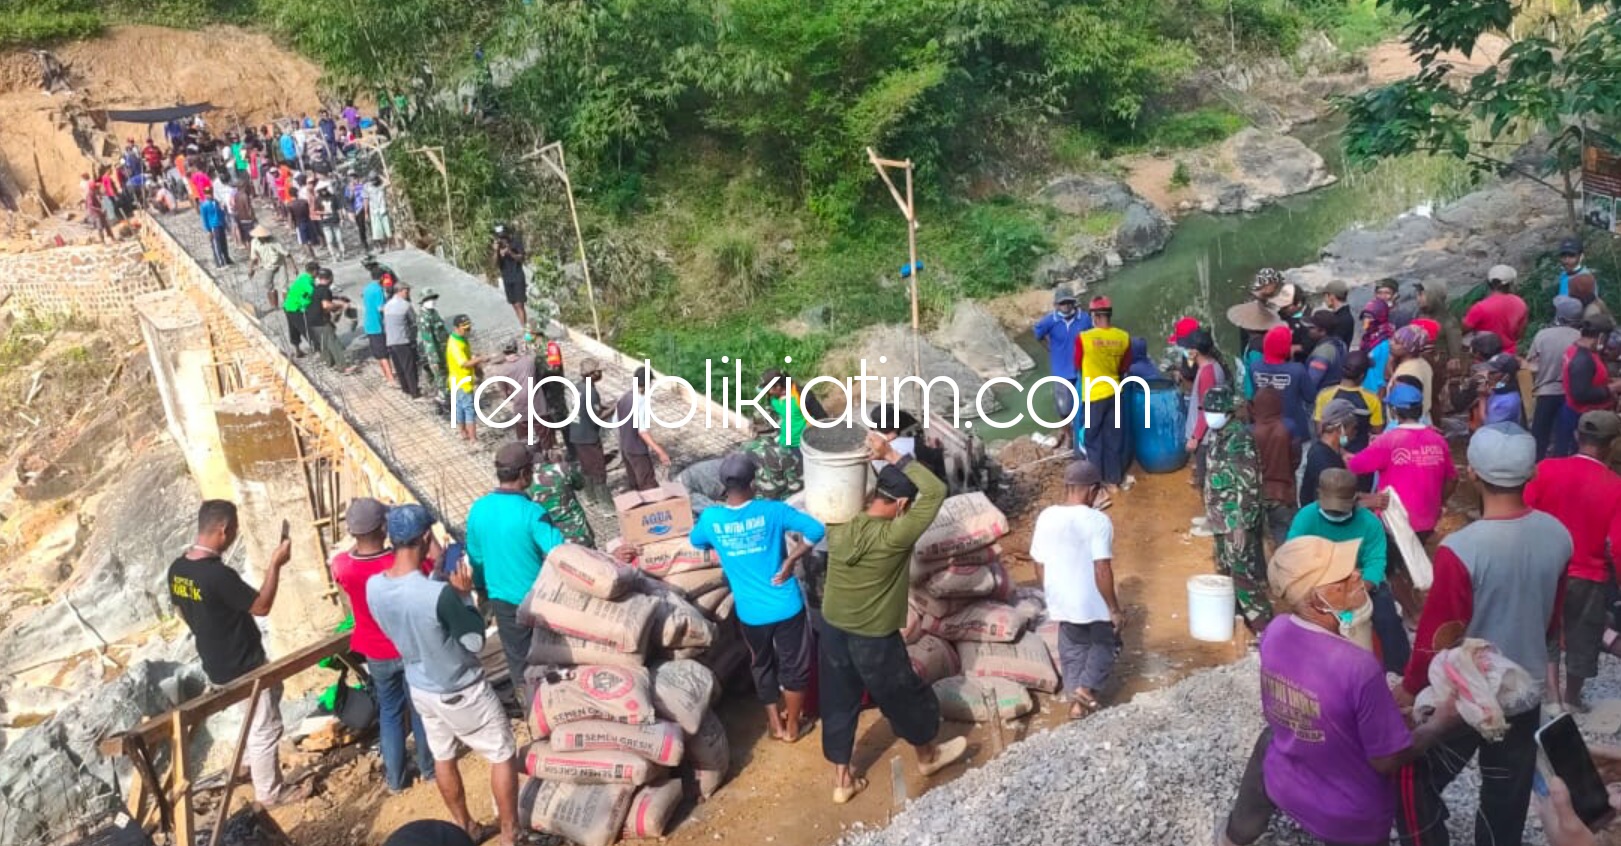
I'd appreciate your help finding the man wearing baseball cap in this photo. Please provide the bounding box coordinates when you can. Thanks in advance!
[1033,285,1091,449]
[1320,279,1355,348]
[1286,469,1405,671]
[1463,264,1529,353]
[446,314,489,441]
[1557,237,1593,300]
[329,498,434,792]
[416,288,451,412]
[1526,410,1621,711]
[689,453,826,742]
[1300,398,1357,507]
[368,504,520,846]
[1396,423,1571,846]
[465,443,566,709]
[1074,295,1132,489]
[1480,352,1523,426]
[1029,457,1121,719]
[1557,314,1621,458]
[1219,537,1457,846]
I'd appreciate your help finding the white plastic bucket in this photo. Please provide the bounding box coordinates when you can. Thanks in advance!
[1187,575,1236,642]
[800,425,874,525]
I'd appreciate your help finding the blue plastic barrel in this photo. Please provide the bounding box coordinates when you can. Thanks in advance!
[1125,378,1188,473]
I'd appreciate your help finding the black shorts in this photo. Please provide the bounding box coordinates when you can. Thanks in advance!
[368,333,389,360]
[741,610,811,701]
[503,276,526,305]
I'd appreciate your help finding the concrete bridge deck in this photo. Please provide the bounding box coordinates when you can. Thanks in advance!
[149,202,749,540]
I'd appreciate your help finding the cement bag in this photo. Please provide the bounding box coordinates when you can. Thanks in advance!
[1414,638,1537,741]
[922,560,1009,600]
[1035,617,1063,679]
[530,665,655,738]
[527,629,646,670]
[911,591,973,620]
[524,567,658,652]
[910,544,1001,583]
[650,659,717,734]
[1380,488,1435,590]
[652,592,717,650]
[622,778,684,839]
[550,719,685,766]
[687,710,729,799]
[906,634,961,684]
[933,676,1035,722]
[523,745,659,786]
[715,594,735,621]
[663,567,729,598]
[631,536,720,579]
[903,603,924,644]
[915,492,1009,559]
[549,543,638,600]
[1010,587,1046,622]
[699,633,749,685]
[958,631,1060,693]
[693,586,731,617]
[520,778,635,846]
[924,601,1023,643]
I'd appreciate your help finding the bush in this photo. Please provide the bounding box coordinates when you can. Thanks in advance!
[1171,160,1192,188]
[1148,108,1249,149]
[0,1,102,46]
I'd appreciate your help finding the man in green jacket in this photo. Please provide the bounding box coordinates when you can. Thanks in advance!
[819,431,968,804]
[282,261,317,356]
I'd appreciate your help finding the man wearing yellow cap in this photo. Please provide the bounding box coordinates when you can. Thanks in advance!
[1219,537,1457,846]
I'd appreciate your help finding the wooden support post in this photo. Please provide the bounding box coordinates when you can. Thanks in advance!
[129,736,172,832]
[865,147,925,427]
[171,711,195,846]
[206,678,262,846]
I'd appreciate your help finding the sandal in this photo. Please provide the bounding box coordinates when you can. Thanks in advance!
[918,736,968,778]
[832,776,868,804]
[464,822,500,845]
[777,716,816,743]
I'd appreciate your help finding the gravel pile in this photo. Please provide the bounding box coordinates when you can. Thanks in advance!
[845,653,1621,846]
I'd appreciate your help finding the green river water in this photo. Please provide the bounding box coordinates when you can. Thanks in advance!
[981,120,1478,436]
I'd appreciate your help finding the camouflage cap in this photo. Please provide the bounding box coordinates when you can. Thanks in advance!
[1202,384,1238,415]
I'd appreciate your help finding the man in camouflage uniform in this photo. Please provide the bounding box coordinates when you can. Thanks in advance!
[529,448,595,547]
[1199,385,1272,633]
[417,287,451,412]
[741,415,802,500]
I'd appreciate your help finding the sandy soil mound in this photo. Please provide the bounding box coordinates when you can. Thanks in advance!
[0,25,324,211]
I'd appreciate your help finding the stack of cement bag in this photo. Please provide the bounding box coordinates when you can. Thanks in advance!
[515,544,736,846]
[900,492,1061,722]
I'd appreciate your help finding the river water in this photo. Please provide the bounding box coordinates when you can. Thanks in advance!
[981,119,1475,435]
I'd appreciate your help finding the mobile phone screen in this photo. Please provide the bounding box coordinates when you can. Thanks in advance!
[1537,713,1613,828]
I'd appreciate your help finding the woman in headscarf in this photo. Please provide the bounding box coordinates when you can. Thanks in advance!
[1359,298,1394,351]
[1249,387,1299,552]
[1201,385,1272,634]
[1388,325,1435,423]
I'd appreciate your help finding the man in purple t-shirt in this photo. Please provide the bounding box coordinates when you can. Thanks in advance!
[1220,536,1457,846]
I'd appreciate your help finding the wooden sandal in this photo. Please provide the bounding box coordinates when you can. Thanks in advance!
[832,776,869,804]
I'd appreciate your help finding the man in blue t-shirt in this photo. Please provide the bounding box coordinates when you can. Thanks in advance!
[361,275,396,384]
[689,453,826,742]
[1032,285,1092,449]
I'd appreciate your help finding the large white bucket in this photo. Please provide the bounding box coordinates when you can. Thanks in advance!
[800,425,874,525]
[1187,575,1236,642]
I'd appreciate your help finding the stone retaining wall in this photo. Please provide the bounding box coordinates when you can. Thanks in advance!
[0,240,158,321]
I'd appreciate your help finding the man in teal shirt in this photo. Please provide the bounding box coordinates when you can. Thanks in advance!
[1286,467,1407,671]
[465,442,566,711]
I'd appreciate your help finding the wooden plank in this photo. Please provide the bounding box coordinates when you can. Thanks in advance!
[206,678,262,846]
[129,737,172,832]
[171,711,194,846]
[99,632,350,756]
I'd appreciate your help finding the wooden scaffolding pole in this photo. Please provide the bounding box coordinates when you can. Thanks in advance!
[865,147,924,425]
[524,141,603,341]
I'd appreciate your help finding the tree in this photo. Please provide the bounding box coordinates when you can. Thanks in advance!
[1340,0,1621,230]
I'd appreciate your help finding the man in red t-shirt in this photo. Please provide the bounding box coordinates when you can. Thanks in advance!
[1525,410,1621,710]
[329,498,434,792]
[1462,264,1529,353]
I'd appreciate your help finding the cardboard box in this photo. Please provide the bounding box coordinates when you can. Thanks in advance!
[614,482,695,546]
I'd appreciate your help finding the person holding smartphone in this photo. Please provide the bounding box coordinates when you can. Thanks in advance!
[1218,536,1458,846]
[1535,742,1621,846]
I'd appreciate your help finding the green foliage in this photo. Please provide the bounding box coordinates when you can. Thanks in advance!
[1171,160,1193,188]
[0,2,101,45]
[259,0,501,90]
[1147,108,1250,149]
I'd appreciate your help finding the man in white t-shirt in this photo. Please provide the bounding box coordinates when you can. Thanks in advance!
[1029,458,1122,719]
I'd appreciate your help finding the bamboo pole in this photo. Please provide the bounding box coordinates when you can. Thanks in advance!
[526,142,603,341]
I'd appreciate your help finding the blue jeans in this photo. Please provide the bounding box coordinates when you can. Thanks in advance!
[368,657,434,791]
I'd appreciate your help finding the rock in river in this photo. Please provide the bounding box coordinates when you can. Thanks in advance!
[930,302,1035,382]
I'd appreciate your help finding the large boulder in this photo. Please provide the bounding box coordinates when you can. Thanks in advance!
[1037,176,1139,217]
[929,302,1035,382]
[0,444,200,673]
[1179,129,1337,214]
[824,325,995,420]
[1030,234,1110,288]
[1114,202,1173,260]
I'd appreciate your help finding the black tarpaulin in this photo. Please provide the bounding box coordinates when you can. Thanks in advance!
[101,102,214,124]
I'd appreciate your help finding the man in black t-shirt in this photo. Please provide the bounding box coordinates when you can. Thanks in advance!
[167,500,311,807]
[1298,399,1355,507]
[305,268,350,369]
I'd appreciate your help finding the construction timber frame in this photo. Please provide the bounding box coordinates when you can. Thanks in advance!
[94,217,432,842]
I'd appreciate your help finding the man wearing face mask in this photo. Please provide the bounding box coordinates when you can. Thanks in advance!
[1032,286,1091,449]
[1200,385,1272,633]
[1219,536,1459,846]
[818,432,966,804]
[1395,422,1572,846]
[1287,469,1407,672]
